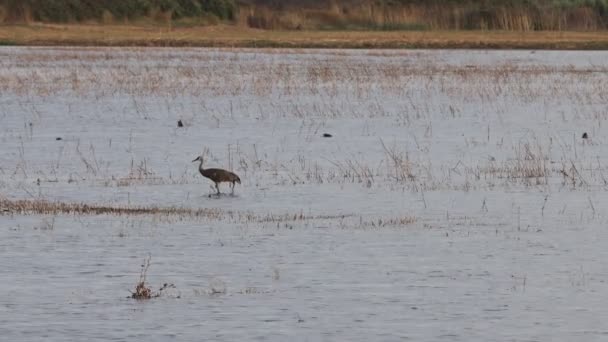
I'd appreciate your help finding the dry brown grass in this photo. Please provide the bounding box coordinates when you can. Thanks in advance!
[0,197,416,227]
[130,255,177,300]
[1,23,608,49]
[240,2,608,31]
[131,255,153,300]
[0,197,225,219]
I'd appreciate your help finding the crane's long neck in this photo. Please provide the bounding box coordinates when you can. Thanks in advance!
[198,159,205,172]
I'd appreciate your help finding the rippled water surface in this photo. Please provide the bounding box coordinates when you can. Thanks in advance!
[1,47,608,341]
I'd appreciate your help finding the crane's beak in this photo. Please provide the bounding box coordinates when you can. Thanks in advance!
[192,157,199,162]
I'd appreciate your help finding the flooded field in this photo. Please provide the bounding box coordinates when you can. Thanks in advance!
[1,47,608,341]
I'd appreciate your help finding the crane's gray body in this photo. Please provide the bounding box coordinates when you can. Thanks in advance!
[193,156,241,195]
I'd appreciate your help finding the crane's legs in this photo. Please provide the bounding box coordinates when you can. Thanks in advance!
[230,181,235,195]
[215,182,220,195]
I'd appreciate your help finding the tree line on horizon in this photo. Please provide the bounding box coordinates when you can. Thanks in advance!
[1,0,607,30]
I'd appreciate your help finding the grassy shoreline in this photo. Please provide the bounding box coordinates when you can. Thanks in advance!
[1,24,608,49]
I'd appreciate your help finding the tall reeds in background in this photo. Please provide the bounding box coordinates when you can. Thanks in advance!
[241,0,608,30]
[0,0,607,30]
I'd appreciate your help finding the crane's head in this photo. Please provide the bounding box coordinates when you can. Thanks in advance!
[193,148,209,163]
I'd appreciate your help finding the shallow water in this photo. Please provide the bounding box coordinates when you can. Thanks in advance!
[2,215,608,341]
[2,47,608,341]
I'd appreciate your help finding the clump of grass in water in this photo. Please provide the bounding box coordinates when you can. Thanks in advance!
[131,255,153,300]
[130,255,177,300]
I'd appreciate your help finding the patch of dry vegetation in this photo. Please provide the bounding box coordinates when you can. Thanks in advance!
[3,0,608,32]
[0,197,416,227]
[240,0,608,31]
[1,24,608,49]
[130,255,177,300]
[0,197,224,219]
[131,255,154,300]
[2,47,607,99]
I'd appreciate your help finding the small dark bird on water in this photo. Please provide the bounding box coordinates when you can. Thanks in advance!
[193,156,241,196]
[582,132,588,139]
[177,120,184,128]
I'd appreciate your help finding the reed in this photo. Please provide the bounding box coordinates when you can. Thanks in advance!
[240,0,608,31]
[1,0,607,31]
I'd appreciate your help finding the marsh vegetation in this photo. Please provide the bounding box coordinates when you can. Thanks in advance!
[1,47,608,340]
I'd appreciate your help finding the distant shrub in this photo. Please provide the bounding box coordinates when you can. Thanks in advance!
[200,0,237,20]
[0,0,606,29]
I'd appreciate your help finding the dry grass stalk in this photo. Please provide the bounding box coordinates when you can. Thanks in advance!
[130,255,177,300]
[381,138,416,183]
[131,255,153,300]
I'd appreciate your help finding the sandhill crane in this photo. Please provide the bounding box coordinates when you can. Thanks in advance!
[192,156,241,196]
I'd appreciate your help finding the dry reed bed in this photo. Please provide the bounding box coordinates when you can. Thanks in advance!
[2,24,608,49]
[0,197,416,227]
[0,197,224,219]
[0,50,606,106]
